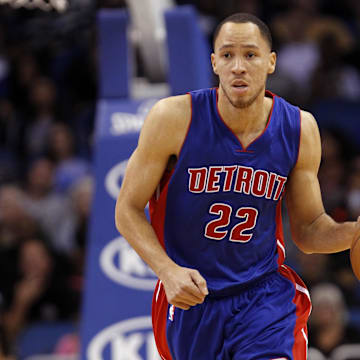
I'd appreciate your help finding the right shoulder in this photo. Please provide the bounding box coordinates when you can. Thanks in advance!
[138,94,192,156]
[147,94,191,127]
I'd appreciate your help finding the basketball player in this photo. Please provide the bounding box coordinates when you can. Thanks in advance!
[115,13,360,359]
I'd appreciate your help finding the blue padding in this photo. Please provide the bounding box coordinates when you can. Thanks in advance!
[165,5,213,95]
[80,98,162,360]
[97,10,130,98]
[16,321,76,359]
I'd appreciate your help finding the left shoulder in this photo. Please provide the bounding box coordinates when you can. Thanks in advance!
[295,109,321,170]
[299,110,320,138]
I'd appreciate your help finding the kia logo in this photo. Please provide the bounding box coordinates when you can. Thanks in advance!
[100,237,157,291]
[87,316,160,360]
[105,160,128,201]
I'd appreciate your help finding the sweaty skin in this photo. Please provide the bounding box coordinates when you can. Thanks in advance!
[115,22,360,310]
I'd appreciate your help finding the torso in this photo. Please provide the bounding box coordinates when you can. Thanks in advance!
[151,88,301,295]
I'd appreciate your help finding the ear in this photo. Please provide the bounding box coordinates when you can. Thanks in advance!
[268,51,276,74]
[211,53,218,75]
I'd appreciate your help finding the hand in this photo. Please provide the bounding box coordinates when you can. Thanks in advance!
[158,264,209,310]
[352,216,360,247]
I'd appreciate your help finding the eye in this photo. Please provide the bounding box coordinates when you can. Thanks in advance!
[223,53,231,59]
[246,52,256,59]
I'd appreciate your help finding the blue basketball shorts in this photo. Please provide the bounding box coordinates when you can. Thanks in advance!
[152,265,311,360]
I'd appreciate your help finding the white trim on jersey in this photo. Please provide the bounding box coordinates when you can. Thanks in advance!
[276,239,286,258]
[295,283,311,303]
[155,281,162,302]
[302,327,308,359]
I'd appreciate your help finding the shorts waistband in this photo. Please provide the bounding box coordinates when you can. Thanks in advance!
[207,271,278,298]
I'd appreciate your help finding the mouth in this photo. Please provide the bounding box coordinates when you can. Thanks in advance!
[231,80,249,90]
[231,83,249,94]
[232,84,248,89]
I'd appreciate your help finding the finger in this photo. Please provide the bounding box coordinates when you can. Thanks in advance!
[179,285,205,303]
[190,270,209,296]
[173,293,201,306]
[168,287,203,305]
[172,302,191,310]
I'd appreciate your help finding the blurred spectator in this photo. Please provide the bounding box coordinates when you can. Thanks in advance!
[346,156,360,221]
[318,127,349,221]
[1,237,79,355]
[21,157,75,254]
[318,159,347,221]
[24,77,58,161]
[270,0,321,103]
[67,176,94,291]
[270,0,360,105]
[46,123,90,194]
[310,29,360,102]
[0,185,38,248]
[309,283,360,357]
[0,99,23,182]
[296,253,330,288]
[8,52,40,114]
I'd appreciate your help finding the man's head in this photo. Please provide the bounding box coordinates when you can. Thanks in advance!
[211,13,276,109]
[213,13,272,52]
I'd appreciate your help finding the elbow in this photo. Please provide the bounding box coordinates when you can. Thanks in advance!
[298,246,314,255]
[293,234,315,254]
[115,199,127,234]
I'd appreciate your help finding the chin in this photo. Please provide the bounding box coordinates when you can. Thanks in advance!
[231,96,253,109]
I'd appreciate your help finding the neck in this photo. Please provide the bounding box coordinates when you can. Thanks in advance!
[217,86,271,135]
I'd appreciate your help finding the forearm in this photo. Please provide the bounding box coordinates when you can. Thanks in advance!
[115,204,177,277]
[297,213,358,254]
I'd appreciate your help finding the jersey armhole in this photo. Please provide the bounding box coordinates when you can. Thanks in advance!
[176,92,193,159]
[294,107,302,169]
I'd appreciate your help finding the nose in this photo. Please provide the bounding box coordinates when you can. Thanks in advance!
[231,57,246,74]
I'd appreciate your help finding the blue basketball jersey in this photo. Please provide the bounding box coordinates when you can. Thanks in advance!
[150,87,301,296]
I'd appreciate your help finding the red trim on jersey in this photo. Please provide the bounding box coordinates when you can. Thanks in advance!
[149,172,173,359]
[276,200,311,359]
[215,88,276,152]
[152,280,172,360]
[179,92,193,157]
[294,107,302,167]
[150,93,193,359]
[275,199,285,266]
[149,169,174,249]
[278,265,311,360]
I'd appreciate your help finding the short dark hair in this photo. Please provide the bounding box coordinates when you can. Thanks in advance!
[213,13,272,51]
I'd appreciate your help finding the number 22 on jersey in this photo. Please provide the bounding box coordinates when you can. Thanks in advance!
[204,203,258,242]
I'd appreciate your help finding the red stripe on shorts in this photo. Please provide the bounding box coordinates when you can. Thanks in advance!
[278,265,312,360]
[152,280,172,360]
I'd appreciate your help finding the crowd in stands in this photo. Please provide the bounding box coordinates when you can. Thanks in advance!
[0,0,360,358]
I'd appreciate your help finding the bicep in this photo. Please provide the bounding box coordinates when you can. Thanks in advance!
[116,95,190,211]
[285,111,325,240]
[117,145,170,210]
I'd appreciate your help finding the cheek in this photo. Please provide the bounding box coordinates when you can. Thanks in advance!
[251,62,268,80]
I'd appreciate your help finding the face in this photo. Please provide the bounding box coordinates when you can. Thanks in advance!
[28,159,54,191]
[211,22,276,109]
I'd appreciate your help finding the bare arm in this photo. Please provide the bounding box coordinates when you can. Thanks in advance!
[115,95,208,309]
[286,110,360,254]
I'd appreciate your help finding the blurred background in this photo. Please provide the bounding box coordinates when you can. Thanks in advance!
[0,0,360,359]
